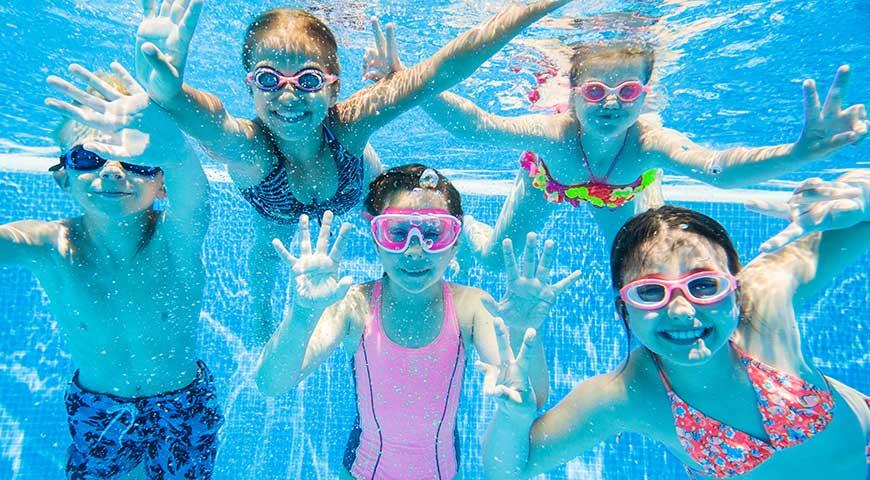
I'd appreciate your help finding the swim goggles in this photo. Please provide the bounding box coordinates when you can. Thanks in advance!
[574,80,648,103]
[368,208,462,253]
[49,145,162,177]
[246,66,338,93]
[619,270,737,311]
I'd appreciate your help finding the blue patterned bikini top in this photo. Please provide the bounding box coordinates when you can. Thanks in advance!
[240,124,364,224]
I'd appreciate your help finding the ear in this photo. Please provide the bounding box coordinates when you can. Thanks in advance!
[614,296,629,322]
[328,79,340,107]
[51,170,70,190]
[155,173,168,200]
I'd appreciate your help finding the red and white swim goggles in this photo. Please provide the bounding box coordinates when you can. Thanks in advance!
[574,80,649,103]
[619,270,738,311]
[367,208,462,253]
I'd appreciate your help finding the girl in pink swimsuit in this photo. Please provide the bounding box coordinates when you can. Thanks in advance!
[479,170,870,479]
[256,164,580,479]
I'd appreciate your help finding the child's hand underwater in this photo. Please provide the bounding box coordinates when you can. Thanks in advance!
[794,65,869,160]
[362,17,405,82]
[272,211,354,311]
[475,319,538,417]
[135,0,204,105]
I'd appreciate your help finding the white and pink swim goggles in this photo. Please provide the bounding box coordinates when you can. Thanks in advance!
[574,80,648,103]
[368,208,462,253]
[619,270,737,311]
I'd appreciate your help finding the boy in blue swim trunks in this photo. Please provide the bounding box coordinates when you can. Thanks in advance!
[1,62,222,479]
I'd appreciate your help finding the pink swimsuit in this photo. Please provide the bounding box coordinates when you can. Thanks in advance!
[654,346,836,478]
[344,280,466,480]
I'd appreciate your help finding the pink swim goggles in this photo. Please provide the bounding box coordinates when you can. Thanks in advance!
[619,270,737,311]
[368,208,462,253]
[246,66,337,93]
[575,80,648,103]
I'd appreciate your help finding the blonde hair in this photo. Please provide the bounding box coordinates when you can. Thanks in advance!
[568,42,655,87]
[53,73,129,149]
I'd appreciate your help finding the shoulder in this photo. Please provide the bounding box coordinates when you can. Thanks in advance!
[445,283,490,330]
[339,282,375,334]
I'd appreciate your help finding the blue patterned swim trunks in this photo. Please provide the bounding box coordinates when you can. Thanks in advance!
[65,360,224,479]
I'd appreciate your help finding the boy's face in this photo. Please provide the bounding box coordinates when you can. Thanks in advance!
[571,58,649,136]
[54,142,165,218]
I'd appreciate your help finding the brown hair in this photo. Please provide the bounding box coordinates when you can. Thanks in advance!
[568,41,655,86]
[364,164,463,218]
[242,9,340,77]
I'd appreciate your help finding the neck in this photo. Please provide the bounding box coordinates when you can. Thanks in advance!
[79,209,155,260]
[381,275,442,313]
[654,343,740,392]
[579,125,628,153]
[272,123,325,168]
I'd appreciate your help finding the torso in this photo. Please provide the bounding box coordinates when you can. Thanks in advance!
[32,216,203,397]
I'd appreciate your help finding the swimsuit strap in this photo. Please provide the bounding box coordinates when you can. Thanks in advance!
[577,128,630,183]
[648,350,677,395]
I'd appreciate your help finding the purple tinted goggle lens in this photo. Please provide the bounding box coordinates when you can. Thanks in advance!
[370,213,462,253]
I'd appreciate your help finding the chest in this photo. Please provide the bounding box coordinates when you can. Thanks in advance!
[283,146,341,205]
[542,131,649,186]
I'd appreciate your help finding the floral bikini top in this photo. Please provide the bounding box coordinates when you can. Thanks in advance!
[519,128,659,209]
[653,346,835,478]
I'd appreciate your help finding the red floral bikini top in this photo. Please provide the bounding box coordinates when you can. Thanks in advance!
[653,346,835,478]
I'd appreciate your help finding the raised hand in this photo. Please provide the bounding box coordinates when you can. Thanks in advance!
[272,211,354,311]
[362,17,404,82]
[135,0,204,104]
[795,65,869,160]
[475,319,538,417]
[45,62,168,158]
[484,232,581,334]
[746,172,870,252]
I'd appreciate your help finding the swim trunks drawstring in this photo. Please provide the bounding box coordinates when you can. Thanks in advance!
[98,403,138,444]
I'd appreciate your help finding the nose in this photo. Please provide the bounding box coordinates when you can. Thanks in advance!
[403,235,425,258]
[602,94,620,109]
[667,290,697,323]
[277,88,300,104]
[99,161,126,180]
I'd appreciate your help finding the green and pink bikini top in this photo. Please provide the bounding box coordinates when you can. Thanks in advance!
[519,131,658,209]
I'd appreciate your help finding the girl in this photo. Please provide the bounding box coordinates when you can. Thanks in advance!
[132,0,572,339]
[364,31,869,265]
[256,165,580,479]
[479,172,870,479]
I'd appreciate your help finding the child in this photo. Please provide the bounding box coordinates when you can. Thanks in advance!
[133,0,572,338]
[364,32,869,266]
[478,175,870,479]
[3,62,223,478]
[255,165,580,479]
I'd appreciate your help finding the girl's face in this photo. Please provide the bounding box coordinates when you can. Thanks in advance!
[620,230,739,365]
[571,58,649,137]
[249,41,338,140]
[374,190,460,294]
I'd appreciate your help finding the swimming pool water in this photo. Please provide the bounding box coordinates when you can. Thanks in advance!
[1,1,868,479]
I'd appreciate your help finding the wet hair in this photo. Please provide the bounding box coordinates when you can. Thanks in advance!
[364,164,463,217]
[242,9,340,77]
[53,73,130,149]
[609,205,742,359]
[568,41,655,87]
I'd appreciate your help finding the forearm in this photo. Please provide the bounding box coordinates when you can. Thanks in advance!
[423,92,506,144]
[255,303,325,396]
[701,143,806,188]
[483,408,536,478]
[158,84,252,161]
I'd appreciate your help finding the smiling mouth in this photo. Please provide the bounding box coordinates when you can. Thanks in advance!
[272,111,309,123]
[658,327,712,345]
[400,267,431,277]
[92,192,132,198]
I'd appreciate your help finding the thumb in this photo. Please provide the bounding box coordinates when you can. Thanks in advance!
[141,42,180,79]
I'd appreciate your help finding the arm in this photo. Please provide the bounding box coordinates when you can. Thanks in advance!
[645,67,868,188]
[745,170,870,304]
[45,63,211,239]
[0,220,56,268]
[255,212,356,396]
[338,0,571,146]
[361,19,560,151]
[135,0,262,173]
[485,374,625,478]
